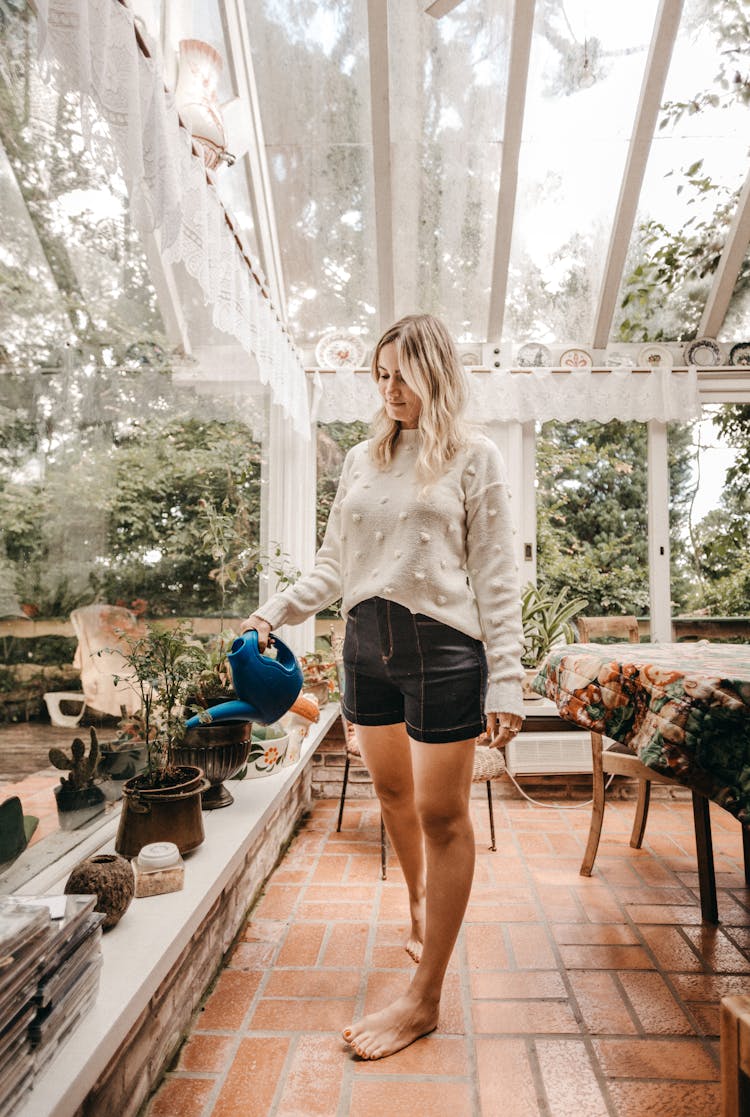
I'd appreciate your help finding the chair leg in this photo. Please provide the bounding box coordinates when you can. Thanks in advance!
[743,825,750,887]
[630,778,652,849]
[336,754,351,833]
[380,813,387,880]
[580,732,605,877]
[486,781,496,852]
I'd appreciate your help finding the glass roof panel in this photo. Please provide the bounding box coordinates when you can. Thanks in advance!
[0,12,166,370]
[720,243,750,344]
[243,0,376,347]
[611,0,748,345]
[504,0,658,349]
[389,0,512,343]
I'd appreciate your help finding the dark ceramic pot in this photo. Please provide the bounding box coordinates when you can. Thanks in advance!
[114,765,207,859]
[64,853,135,929]
[172,722,252,809]
[54,783,106,831]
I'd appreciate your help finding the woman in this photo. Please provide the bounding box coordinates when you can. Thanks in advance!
[240,313,525,1060]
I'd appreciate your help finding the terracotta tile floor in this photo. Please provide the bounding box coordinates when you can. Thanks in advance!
[147,794,750,1116]
[2,770,61,845]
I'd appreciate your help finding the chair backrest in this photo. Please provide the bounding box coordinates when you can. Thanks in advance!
[577,615,640,644]
[70,604,145,717]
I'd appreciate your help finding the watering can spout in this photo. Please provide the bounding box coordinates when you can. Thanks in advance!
[184,631,303,730]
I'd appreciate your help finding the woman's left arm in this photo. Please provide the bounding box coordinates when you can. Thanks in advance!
[464,439,526,731]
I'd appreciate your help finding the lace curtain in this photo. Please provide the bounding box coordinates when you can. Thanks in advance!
[35,0,310,438]
[312,367,703,424]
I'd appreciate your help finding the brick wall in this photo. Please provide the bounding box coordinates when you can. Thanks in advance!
[76,765,313,1117]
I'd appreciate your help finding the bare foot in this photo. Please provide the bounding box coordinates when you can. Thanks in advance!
[343,991,438,1060]
[405,894,425,964]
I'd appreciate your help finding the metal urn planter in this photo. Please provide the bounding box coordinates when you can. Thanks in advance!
[172,722,253,809]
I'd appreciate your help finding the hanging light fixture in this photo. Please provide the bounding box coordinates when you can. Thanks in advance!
[175,39,235,170]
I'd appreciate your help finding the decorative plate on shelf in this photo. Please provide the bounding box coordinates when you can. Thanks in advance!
[683,337,722,367]
[729,342,750,367]
[638,344,673,370]
[606,350,636,368]
[559,347,593,368]
[516,342,552,367]
[314,331,367,370]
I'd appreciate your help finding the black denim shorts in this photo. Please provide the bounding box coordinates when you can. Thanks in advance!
[341,597,488,744]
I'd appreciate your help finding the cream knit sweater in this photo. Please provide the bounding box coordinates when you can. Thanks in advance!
[258,428,526,717]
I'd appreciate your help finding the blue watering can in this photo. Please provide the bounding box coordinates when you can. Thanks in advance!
[184,631,303,728]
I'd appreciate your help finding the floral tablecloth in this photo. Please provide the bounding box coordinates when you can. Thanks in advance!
[534,641,750,825]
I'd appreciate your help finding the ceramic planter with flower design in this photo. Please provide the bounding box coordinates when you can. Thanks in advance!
[247,725,289,777]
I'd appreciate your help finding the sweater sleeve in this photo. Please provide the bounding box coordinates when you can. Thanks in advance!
[255,448,354,629]
[463,441,525,719]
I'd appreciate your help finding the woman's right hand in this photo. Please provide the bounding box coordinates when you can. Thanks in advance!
[239,614,272,652]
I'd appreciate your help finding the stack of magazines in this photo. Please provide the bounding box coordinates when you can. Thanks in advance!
[0,895,104,1115]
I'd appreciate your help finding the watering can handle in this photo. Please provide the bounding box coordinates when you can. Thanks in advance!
[240,624,275,654]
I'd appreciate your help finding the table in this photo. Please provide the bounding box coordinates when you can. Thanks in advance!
[534,641,750,921]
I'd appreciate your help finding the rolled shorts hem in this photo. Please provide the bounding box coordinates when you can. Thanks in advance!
[406,719,486,744]
[341,703,403,727]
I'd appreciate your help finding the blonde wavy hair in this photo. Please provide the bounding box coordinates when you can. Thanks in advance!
[369,314,470,483]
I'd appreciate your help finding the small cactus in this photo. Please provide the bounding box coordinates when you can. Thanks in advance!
[49,728,100,789]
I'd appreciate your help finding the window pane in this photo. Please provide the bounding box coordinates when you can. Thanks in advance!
[535,420,650,617]
[669,407,750,634]
[505,2,658,347]
[389,0,512,342]
[612,0,748,344]
[243,0,376,345]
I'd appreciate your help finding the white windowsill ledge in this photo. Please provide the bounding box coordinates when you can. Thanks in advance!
[15,703,340,1117]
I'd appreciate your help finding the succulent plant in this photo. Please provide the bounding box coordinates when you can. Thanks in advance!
[49,727,100,789]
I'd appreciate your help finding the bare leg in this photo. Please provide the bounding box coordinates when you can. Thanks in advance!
[344,736,476,1060]
[354,723,426,962]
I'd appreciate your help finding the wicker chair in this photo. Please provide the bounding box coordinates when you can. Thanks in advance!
[577,615,681,876]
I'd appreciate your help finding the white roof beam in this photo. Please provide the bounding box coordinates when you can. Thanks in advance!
[592,0,684,350]
[486,0,535,344]
[367,0,395,330]
[698,167,750,339]
[222,0,288,322]
[425,0,467,17]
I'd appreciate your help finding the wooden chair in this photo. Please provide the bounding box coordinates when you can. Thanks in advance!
[578,614,681,876]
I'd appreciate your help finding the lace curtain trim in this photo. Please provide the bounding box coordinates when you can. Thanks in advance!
[312,367,703,425]
[36,0,309,438]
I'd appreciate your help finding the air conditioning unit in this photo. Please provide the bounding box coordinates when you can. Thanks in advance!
[505,732,593,776]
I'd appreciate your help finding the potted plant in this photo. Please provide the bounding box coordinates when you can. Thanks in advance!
[520,582,588,699]
[106,623,210,857]
[172,630,254,810]
[299,651,335,706]
[49,728,106,831]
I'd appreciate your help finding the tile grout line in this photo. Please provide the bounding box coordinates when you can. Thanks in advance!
[507,807,621,1117]
[582,842,727,1073]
